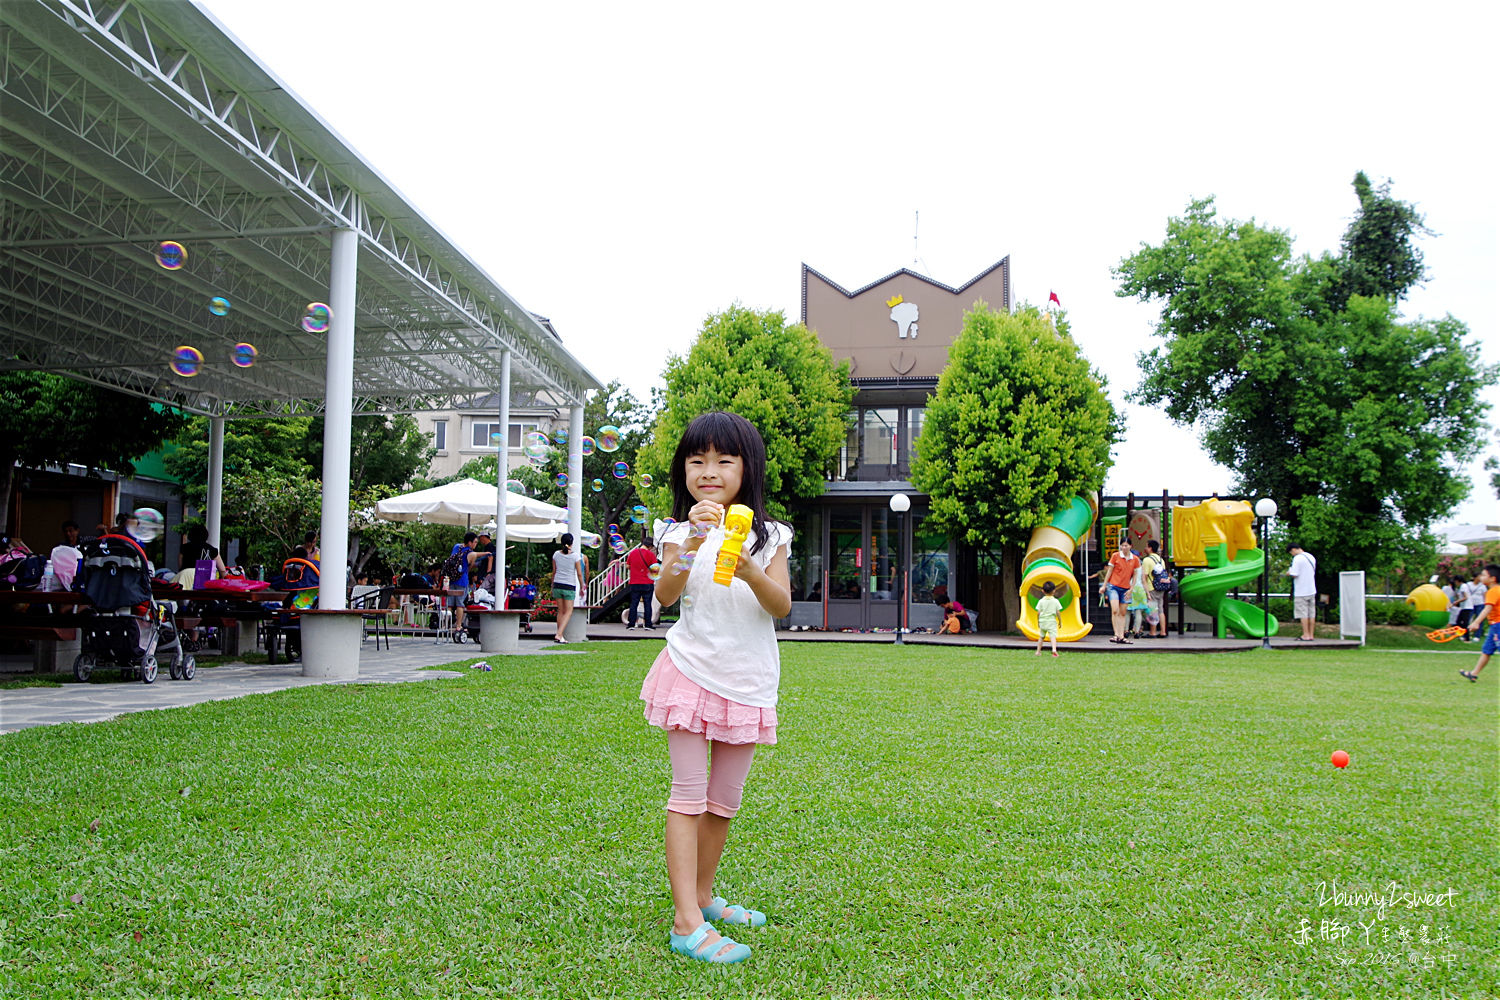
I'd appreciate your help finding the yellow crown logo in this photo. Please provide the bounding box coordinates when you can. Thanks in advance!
[885,293,904,308]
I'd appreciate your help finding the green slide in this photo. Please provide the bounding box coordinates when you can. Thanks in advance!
[1177,544,1280,639]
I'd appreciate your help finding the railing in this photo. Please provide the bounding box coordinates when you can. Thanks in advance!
[586,557,630,610]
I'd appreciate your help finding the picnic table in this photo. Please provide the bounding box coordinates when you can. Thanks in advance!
[1,588,289,668]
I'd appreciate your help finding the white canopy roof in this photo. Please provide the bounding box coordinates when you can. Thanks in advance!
[375,478,564,527]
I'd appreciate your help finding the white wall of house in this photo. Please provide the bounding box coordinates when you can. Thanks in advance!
[414,408,564,480]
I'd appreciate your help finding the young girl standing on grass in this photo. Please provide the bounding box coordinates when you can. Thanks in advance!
[639,411,792,965]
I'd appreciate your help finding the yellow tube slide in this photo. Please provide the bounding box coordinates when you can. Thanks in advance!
[1017,493,1098,642]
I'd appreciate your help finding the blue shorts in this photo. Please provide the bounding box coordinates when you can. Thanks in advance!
[553,586,576,601]
[1106,584,1129,604]
[1482,623,1500,656]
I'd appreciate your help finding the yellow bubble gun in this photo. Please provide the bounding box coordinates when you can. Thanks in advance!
[713,504,754,586]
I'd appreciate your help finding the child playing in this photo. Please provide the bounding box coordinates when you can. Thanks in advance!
[1126,580,1151,638]
[1034,581,1062,657]
[1461,563,1500,682]
[640,411,793,965]
[939,606,962,634]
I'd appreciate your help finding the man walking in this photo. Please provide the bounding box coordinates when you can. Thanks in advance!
[1285,542,1318,641]
[625,537,658,629]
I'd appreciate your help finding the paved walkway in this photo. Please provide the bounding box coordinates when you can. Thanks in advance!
[2,624,1359,735]
[0,638,556,735]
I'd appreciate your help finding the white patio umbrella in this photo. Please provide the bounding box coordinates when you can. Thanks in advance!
[374,478,566,534]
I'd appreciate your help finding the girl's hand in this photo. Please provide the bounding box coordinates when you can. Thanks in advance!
[683,501,724,550]
[732,550,764,584]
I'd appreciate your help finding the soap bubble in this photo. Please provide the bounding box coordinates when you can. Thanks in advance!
[208,296,231,316]
[608,523,619,534]
[689,521,712,538]
[554,472,569,488]
[170,345,203,377]
[230,343,257,368]
[490,431,503,444]
[647,562,662,582]
[674,550,697,573]
[680,593,695,610]
[300,302,331,334]
[610,535,627,555]
[580,436,596,456]
[132,507,164,542]
[612,461,629,479]
[590,479,604,493]
[522,431,551,461]
[552,428,568,446]
[154,241,186,270]
[630,504,649,524]
[597,425,622,452]
[639,473,653,489]
[504,478,526,494]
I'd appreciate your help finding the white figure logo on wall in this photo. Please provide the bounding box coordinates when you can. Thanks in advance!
[887,294,918,339]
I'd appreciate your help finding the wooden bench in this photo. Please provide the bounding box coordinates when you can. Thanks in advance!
[0,615,82,672]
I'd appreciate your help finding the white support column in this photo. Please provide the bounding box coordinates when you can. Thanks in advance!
[206,416,225,551]
[306,225,360,679]
[563,402,587,641]
[494,350,511,594]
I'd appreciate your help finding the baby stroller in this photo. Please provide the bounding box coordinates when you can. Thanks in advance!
[72,533,194,683]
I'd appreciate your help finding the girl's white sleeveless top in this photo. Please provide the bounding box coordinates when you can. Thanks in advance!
[661,519,792,708]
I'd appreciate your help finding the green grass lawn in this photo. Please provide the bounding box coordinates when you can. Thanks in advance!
[1,642,1495,998]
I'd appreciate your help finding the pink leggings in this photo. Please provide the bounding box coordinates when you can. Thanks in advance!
[666,729,758,818]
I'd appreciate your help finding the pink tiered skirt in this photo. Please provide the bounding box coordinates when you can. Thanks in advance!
[639,648,777,745]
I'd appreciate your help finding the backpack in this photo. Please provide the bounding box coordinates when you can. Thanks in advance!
[0,553,45,589]
[441,547,467,583]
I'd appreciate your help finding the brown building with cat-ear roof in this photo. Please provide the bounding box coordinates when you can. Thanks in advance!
[785,259,1010,634]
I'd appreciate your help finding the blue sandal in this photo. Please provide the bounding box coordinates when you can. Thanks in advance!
[669,921,751,964]
[701,896,767,927]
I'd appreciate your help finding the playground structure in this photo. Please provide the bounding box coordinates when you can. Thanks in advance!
[1016,494,1097,642]
[1404,584,1450,628]
[1170,500,1278,639]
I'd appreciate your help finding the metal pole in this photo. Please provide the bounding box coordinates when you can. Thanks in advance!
[895,508,905,645]
[562,403,585,639]
[317,226,357,610]
[494,349,511,596]
[206,415,225,550]
[1261,516,1272,649]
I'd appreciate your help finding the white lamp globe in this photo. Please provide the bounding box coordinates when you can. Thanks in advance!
[889,493,911,513]
[1254,497,1277,518]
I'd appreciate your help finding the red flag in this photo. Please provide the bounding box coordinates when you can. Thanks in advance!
[1048,291,1061,306]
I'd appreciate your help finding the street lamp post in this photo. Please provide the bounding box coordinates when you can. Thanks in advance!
[1254,497,1278,649]
[889,493,911,645]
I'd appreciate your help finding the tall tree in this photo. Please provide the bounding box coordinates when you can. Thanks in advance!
[911,304,1119,547]
[303,414,434,492]
[1335,170,1432,307]
[162,416,314,511]
[1116,186,1497,577]
[636,305,854,522]
[0,373,186,535]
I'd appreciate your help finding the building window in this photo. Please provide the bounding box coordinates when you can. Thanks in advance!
[433,420,447,451]
[472,422,502,448]
[862,408,899,468]
[907,407,924,456]
[507,422,539,448]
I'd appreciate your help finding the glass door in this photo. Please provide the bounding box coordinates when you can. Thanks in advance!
[827,508,864,629]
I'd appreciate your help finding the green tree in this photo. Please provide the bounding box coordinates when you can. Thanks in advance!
[0,373,187,535]
[162,416,314,511]
[911,303,1119,548]
[220,467,323,567]
[1336,170,1432,307]
[1116,188,1498,577]
[637,305,854,522]
[303,414,434,492]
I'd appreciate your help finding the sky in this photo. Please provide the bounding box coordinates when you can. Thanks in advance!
[199,0,1498,530]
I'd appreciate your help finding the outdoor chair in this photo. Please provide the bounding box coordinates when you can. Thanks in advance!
[350,586,394,651]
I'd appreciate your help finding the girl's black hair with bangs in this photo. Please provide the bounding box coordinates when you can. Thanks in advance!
[668,411,783,556]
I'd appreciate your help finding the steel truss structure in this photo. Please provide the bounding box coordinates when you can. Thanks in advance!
[0,0,600,417]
